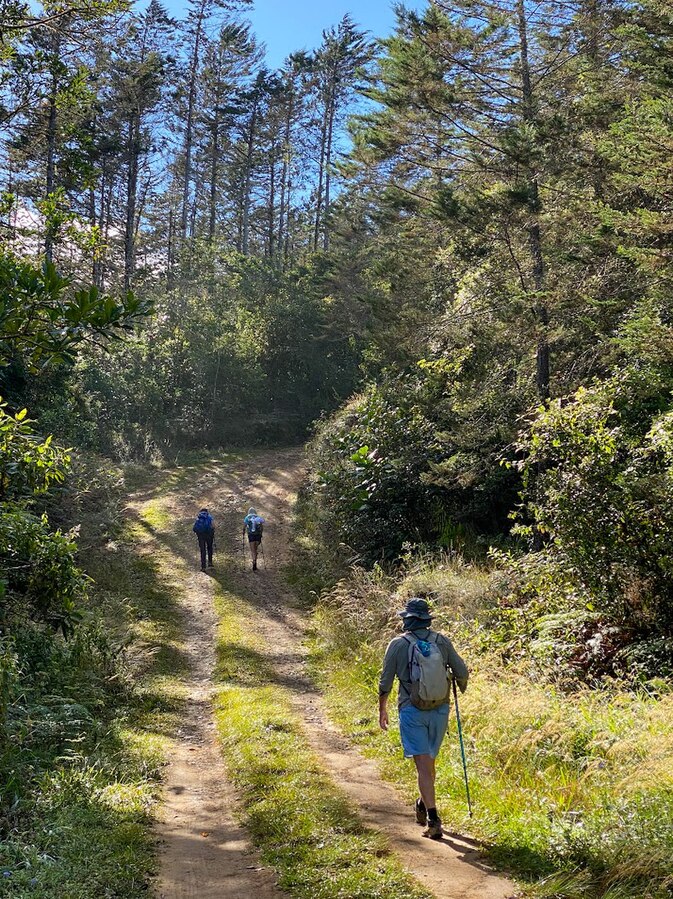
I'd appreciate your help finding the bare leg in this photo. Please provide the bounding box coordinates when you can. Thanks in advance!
[413,754,436,810]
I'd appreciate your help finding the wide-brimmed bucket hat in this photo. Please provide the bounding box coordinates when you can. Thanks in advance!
[397,597,433,622]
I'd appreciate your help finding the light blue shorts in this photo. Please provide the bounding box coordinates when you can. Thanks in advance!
[399,703,450,759]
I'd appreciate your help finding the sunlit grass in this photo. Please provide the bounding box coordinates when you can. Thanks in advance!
[0,505,186,898]
[308,559,673,899]
[212,585,433,899]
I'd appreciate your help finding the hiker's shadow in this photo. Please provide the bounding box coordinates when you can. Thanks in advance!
[435,831,501,874]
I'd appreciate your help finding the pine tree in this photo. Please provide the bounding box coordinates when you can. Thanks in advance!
[9,18,99,261]
[106,0,175,289]
[352,0,636,400]
[175,0,251,249]
[276,53,312,265]
[312,16,372,252]
[198,22,260,244]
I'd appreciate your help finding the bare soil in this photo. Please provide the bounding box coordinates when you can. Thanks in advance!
[131,447,517,899]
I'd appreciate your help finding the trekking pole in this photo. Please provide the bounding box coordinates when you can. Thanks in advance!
[259,541,266,568]
[452,677,473,818]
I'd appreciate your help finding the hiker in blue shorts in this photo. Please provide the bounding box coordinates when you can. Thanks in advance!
[378,597,468,840]
[243,507,264,571]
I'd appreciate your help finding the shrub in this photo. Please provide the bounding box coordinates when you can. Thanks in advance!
[305,341,523,566]
[0,637,19,739]
[0,508,88,637]
[516,375,673,638]
[308,385,443,563]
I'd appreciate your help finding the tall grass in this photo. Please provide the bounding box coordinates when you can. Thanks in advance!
[308,556,673,899]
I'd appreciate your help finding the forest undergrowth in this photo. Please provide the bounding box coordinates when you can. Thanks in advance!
[297,550,673,899]
[0,462,185,897]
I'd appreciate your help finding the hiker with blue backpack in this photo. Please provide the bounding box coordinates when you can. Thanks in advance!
[243,507,264,571]
[378,597,468,840]
[193,508,215,571]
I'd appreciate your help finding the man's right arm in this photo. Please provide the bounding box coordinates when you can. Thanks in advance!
[378,639,399,730]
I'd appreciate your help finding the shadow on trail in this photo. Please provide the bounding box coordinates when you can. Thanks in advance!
[93,523,193,746]
[213,639,314,695]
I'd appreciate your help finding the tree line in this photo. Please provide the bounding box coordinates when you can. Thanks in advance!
[0,0,672,675]
[303,0,673,679]
[0,0,376,454]
[1,0,371,286]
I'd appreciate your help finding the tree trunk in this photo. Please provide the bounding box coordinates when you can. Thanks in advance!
[44,73,58,262]
[208,48,225,243]
[180,0,207,242]
[516,0,550,401]
[189,180,199,238]
[167,204,175,284]
[278,92,292,263]
[241,90,259,256]
[585,0,606,199]
[268,137,276,257]
[313,86,329,252]
[124,110,140,291]
[93,163,106,289]
[323,86,336,252]
[100,177,114,290]
[284,150,293,264]
[88,177,96,282]
[208,117,220,242]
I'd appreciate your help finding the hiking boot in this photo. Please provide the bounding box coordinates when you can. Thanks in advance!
[423,818,443,840]
[415,798,427,826]
[200,566,206,572]
[252,561,257,571]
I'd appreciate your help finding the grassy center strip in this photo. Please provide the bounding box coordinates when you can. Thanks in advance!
[212,584,433,899]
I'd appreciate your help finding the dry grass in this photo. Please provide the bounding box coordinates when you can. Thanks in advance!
[308,555,673,899]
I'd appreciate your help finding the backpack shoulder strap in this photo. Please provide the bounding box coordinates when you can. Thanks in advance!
[402,632,418,672]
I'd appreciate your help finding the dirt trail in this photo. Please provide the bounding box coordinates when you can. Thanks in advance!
[128,464,282,899]
[134,448,516,899]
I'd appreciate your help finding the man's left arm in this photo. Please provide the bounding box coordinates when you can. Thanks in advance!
[442,636,469,693]
[379,693,389,731]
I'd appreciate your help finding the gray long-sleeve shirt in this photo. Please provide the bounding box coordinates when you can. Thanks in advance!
[379,628,469,709]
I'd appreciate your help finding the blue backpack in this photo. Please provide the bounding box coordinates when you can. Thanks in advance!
[193,511,214,535]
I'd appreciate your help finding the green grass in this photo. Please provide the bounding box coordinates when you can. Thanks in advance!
[0,478,188,897]
[308,559,673,899]
[211,579,434,899]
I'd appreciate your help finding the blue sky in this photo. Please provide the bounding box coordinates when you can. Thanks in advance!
[246,1,424,67]
[164,1,426,68]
